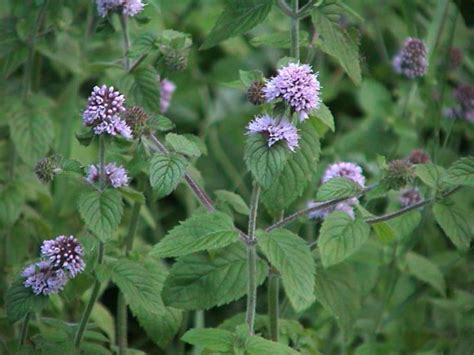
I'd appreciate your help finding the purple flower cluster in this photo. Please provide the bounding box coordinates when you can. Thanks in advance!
[86,163,129,188]
[83,85,132,139]
[309,162,365,220]
[23,235,85,295]
[264,63,321,120]
[96,0,145,17]
[393,38,428,78]
[160,78,176,114]
[452,84,474,122]
[399,187,422,208]
[247,115,299,152]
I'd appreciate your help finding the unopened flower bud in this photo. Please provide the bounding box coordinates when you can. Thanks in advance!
[384,159,414,189]
[247,81,266,105]
[35,156,63,182]
[124,106,149,138]
[407,149,430,164]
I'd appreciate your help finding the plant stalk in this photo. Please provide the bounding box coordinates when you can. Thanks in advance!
[99,135,106,191]
[18,313,31,348]
[119,14,131,71]
[268,270,280,341]
[290,0,300,60]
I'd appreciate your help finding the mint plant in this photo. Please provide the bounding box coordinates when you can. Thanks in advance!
[1,0,473,354]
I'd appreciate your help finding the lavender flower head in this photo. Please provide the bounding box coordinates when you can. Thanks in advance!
[23,261,68,295]
[247,115,299,152]
[399,187,422,208]
[454,84,474,122]
[96,0,145,17]
[263,63,321,120]
[393,38,428,78]
[40,236,85,278]
[86,162,129,188]
[83,85,132,139]
[160,78,176,114]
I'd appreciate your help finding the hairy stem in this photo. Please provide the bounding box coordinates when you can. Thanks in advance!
[119,14,131,71]
[276,0,293,17]
[268,270,280,341]
[245,184,260,335]
[99,135,106,191]
[18,312,31,348]
[290,0,300,59]
[74,241,105,347]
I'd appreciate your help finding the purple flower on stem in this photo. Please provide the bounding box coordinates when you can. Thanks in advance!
[307,200,355,220]
[399,187,422,208]
[264,63,321,120]
[160,78,176,114]
[23,261,68,295]
[86,162,129,188]
[454,84,474,122]
[392,38,428,79]
[40,236,86,278]
[247,115,299,152]
[96,0,145,17]
[83,85,132,139]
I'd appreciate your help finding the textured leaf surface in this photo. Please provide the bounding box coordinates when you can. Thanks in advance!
[245,335,300,354]
[6,279,48,323]
[433,202,472,251]
[182,328,234,352]
[244,133,289,189]
[415,163,446,188]
[310,103,335,132]
[152,211,240,258]
[444,156,474,187]
[250,31,309,48]
[0,182,24,227]
[149,153,187,198]
[166,133,202,157]
[201,0,274,49]
[78,189,123,241]
[162,243,268,310]
[318,212,370,267]
[257,229,316,311]
[130,67,161,113]
[406,252,445,296]
[215,190,250,215]
[262,120,320,214]
[316,177,362,201]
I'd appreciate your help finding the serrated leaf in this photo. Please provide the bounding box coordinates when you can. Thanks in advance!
[165,133,202,158]
[152,211,240,258]
[162,243,268,310]
[415,163,446,188]
[318,212,370,267]
[316,177,361,201]
[310,103,335,132]
[261,120,320,214]
[444,156,474,187]
[6,279,48,323]
[215,190,250,215]
[245,335,300,355]
[244,133,289,189]
[200,0,274,50]
[433,202,472,251]
[148,114,175,132]
[387,210,421,241]
[406,252,446,296]
[78,189,123,241]
[250,31,309,48]
[130,67,161,113]
[149,153,187,198]
[257,229,315,312]
[9,110,53,165]
[181,328,234,352]
[313,263,361,334]
[239,69,264,87]
[311,2,361,84]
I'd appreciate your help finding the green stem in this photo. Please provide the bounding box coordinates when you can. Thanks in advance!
[18,313,31,348]
[119,14,131,71]
[117,292,128,355]
[192,311,205,355]
[290,0,300,60]
[268,270,280,341]
[99,135,106,191]
[245,184,260,335]
[74,241,105,348]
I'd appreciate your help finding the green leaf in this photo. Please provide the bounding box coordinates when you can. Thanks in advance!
[262,120,320,214]
[152,211,240,258]
[162,243,268,310]
[129,66,161,113]
[165,133,202,158]
[310,103,335,132]
[200,0,274,50]
[316,177,362,202]
[181,328,234,352]
[215,190,250,215]
[149,153,187,198]
[257,229,315,312]
[0,182,24,227]
[388,210,421,241]
[250,31,309,48]
[78,189,123,241]
[444,156,474,187]
[311,2,361,85]
[9,109,53,165]
[244,133,289,189]
[405,251,446,296]
[6,279,48,323]
[415,163,446,188]
[245,335,300,355]
[358,79,392,117]
[127,258,182,348]
[148,114,175,132]
[313,263,361,334]
[432,202,472,251]
[371,222,396,243]
[239,69,264,87]
[318,212,370,267]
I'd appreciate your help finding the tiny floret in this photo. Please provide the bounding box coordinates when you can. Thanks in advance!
[399,187,422,208]
[160,78,176,114]
[41,235,86,278]
[86,162,129,188]
[96,0,145,17]
[393,38,428,78]
[23,261,68,295]
[322,162,366,187]
[407,149,430,164]
[264,63,321,120]
[247,115,299,152]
